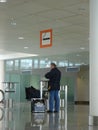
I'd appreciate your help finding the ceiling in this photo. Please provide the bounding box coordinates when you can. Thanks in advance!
[0,0,89,63]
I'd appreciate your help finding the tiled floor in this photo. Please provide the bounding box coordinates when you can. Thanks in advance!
[0,102,98,130]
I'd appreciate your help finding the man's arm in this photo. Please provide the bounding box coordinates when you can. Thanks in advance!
[45,70,53,79]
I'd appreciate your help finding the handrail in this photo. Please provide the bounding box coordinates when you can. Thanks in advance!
[0,89,4,103]
[60,85,68,108]
[0,107,4,121]
[60,85,68,129]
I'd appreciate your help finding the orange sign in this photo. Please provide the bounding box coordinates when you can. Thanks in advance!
[40,29,52,48]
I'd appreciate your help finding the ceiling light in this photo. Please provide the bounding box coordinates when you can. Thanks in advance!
[24,46,28,49]
[11,22,16,26]
[80,47,85,50]
[76,54,80,57]
[18,37,24,40]
[0,0,7,2]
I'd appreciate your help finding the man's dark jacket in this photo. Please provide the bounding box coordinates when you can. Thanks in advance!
[45,67,61,91]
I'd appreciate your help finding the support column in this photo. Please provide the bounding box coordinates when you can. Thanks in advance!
[89,0,98,125]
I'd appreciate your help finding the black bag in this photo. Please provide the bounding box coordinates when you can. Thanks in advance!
[25,86,40,100]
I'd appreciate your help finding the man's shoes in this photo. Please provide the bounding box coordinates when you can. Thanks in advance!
[47,110,53,113]
[54,111,59,113]
[47,110,59,113]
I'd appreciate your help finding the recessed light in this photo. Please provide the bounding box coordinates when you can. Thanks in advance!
[18,37,24,40]
[80,47,85,50]
[11,22,16,26]
[76,54,80,57]
[24,46,28,49]
[0,0,7,2]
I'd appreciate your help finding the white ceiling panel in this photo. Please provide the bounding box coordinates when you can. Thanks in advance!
[37,0,82,9]
[37,9,75,20]
[62,0,89,14]
[6,2,50,18]
[61,14,89,26]
[0,0,89,62]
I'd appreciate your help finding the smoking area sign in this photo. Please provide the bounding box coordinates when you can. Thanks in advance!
[40,29,52,48]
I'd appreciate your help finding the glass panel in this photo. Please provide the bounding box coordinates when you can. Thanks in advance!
[40,60,46,68]
[39,60,52,68]
[20,59,32,70]
[58,61,65,67]
[69,63,73,66]
[34,59,38,68]
[5,60,14,71]
[60,76,74,102]
[3,74,20,103]
[14,60,19,70]
[20,74,30,102]
[45,61,51,68]
[58,61,68,67]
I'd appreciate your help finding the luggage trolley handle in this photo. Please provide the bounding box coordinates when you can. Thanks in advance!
[40,81,43,99]
[40,79,49,99]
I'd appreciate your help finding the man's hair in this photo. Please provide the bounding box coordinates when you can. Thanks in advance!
[51,62,56,67]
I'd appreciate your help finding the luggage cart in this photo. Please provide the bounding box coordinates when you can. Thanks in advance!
[31,79,49,113]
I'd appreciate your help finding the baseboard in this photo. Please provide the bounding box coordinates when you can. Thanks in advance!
[74,101,89,105]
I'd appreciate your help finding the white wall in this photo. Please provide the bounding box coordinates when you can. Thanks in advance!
[76,66,89,101]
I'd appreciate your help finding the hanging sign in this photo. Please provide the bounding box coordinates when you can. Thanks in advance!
[40,29,52,48]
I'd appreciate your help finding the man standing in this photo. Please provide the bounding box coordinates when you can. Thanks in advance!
[45,63,61,113]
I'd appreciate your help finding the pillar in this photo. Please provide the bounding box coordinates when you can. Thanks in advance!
[89,0,98,125]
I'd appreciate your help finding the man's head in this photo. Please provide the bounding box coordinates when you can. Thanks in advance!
[50,62,56,69]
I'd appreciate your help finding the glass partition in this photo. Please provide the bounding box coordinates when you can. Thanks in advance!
[5,60,14,71]
[14,60,19,70]
[20,59,32,70]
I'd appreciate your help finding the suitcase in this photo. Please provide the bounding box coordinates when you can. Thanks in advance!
[31,80,48,113]
[31,98,46,113]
